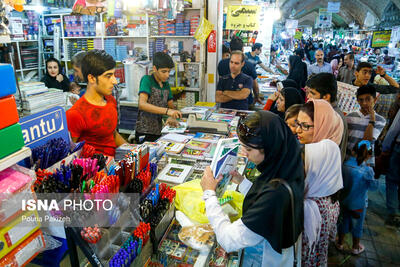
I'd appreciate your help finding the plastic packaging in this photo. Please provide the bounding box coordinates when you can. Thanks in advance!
[173,179,244,223]
[178,224,215,251]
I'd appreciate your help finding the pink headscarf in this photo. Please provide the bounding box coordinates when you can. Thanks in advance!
[331,59,339,77]
[310,99,344,145]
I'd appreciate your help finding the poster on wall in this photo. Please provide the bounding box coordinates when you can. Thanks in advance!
[371,30,392,48]
[316,8,332,28]
[226,5,260,31]
[285,19,298,30]
[389,26,400,56]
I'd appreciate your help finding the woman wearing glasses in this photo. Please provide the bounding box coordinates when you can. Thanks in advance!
[294,99,344,266]
[201,111,304,266]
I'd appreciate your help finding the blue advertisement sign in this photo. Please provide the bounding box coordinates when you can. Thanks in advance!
[19,106,70,148]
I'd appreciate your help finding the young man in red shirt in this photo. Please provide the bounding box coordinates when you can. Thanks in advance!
[66,50,127,157]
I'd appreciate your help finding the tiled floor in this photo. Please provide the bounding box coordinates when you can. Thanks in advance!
[328,178,400,266]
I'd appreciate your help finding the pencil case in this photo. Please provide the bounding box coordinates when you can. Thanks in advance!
[0,123,25,159]
[0,64,17,98]
[0,95,19,130]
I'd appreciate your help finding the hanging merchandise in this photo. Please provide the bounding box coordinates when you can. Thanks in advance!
[194,17,213,44]
[207,30,216,53]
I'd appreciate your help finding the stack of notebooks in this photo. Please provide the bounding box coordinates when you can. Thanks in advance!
[16,82,65,115]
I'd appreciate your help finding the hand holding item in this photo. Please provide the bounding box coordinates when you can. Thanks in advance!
[376,65,386,76]
[201,166,223,192]
[56,74,64,83]
[166,117,180,127]
[168,109,183,119]
[229,169,244,184]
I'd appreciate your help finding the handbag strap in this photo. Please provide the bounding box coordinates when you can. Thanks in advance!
[269,178,298,267]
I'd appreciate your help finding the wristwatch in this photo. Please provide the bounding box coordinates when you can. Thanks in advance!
[369,120,376,126]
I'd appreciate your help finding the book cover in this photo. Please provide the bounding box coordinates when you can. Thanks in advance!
[185,140,212,151]
[157,163,193,185]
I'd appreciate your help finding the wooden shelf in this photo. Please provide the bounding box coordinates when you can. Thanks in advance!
[0,147,31,172]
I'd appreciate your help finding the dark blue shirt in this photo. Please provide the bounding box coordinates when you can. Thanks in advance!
[217,58,256,105]
[245,52,262,66]
[217,72,253,110]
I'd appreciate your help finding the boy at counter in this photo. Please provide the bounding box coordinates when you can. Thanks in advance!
[135,52,182,143]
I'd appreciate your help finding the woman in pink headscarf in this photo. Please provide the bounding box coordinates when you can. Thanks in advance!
[295,99,344,266]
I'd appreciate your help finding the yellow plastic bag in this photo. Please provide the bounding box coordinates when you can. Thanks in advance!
[173,179,244,224]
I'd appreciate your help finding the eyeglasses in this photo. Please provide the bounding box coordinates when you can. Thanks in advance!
[295,120,314,131]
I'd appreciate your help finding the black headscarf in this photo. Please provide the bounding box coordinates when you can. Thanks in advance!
[41,58,70,92]
[281,87,305,111]
[281,79,299,90]
[287,55,307,89]
[239,111,304,253]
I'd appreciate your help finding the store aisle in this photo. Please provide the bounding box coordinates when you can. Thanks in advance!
[328,178,400,266]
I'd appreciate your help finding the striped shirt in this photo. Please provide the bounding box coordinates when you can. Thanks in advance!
[346,110,386,166]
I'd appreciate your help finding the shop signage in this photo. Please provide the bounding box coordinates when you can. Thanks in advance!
[327,2,341,13]
[389,26,400,56]
[316,8,332,28]
[19,106,69,148]
[372,30,392,48]
[226,5,260,31]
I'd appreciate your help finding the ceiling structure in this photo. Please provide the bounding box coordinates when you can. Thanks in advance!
[278,0,400,28]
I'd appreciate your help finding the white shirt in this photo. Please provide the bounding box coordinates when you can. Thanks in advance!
[203,178,301,267]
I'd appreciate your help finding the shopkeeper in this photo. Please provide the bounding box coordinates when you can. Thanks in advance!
[216,51,252,110]
[66,50,127,157]
[135,52,182,143]
[41,57,70,92]
[201,111,304,266]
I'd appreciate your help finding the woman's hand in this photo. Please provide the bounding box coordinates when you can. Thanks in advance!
[229,169,245,184]
[167,109,182,119]
[201,166,223,192]
[268,91,280,102]
[56,74,64,83]
[166,117,180,127]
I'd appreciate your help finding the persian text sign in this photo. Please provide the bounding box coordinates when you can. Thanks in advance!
[226,5,260,31]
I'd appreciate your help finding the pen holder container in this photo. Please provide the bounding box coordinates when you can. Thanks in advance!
[0,123,25,159]
[0,95,19,130]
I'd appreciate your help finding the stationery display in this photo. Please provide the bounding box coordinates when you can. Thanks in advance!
[161,122,187,134]
[337,81,361,114]
[157,163,193,185]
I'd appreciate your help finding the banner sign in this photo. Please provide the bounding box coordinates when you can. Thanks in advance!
[226,5,260,31]
[327,2,341,13]
[316,8,332,28]
[372,30,392,48]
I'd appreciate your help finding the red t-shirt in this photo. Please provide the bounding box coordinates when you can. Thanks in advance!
[66,95,118,156]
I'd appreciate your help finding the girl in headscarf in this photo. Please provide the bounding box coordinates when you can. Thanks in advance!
[41,57,70,92]
[295,99,344,145]
[287,55,307,89]
[302,140,343,266]
[294,99,344,266]
[201,111,304,267]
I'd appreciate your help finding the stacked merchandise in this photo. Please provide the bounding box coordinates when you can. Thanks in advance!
[116,45,128,62]
[104,38,117,60]
[0,65,27,160]
[20,43,39,69]
[16,82,65,115]
[190,15,200,36]
[66,39,95,59]
[175,92,196,110]
[43,16,61,36]
[118,106,139,131]
[25,11,39,40]
[149,41,155,58]
[9,17,24,40]
[175,14,190,36]
[155,38,166,53]
[149,16,159,36]
[159,19,168,36]
[93,38,103,50]
[64,15,96,37]
[0,166,45,267]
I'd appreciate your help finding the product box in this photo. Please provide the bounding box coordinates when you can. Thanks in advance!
[0,96,19,130]
[0,165,35,226]
[0,230,45,266]
[0,124,25,159]
[0,210,41,259]
[0,64,17,98]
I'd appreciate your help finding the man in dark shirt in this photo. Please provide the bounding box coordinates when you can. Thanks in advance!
[353,62,399,94]
[216,51,253,110]
[217,37,261,106]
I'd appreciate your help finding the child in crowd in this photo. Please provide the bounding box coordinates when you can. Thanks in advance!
[336,140,378,255]
[41,57,70,92]
[284,104,302,135]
